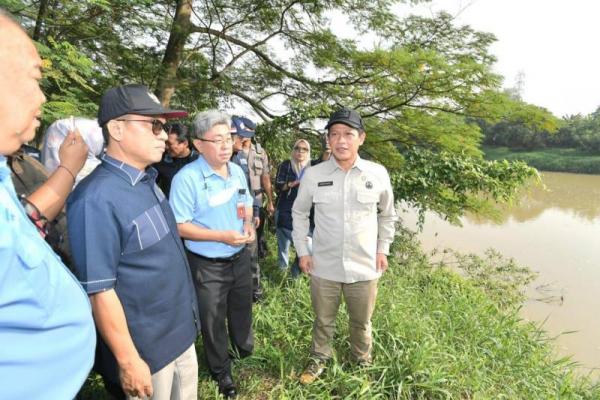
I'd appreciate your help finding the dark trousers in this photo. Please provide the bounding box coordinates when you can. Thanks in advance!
[187,249,254,378]
[247,237,261,295]
[257,207,268,259]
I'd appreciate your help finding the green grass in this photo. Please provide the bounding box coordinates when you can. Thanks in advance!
[483,146,600,174]
[79,234,600,399]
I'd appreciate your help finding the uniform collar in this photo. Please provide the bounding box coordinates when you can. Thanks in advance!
[324,155,365,174]
[101,153,157,186]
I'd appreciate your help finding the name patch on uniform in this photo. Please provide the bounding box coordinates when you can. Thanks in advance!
[318,181,333,187]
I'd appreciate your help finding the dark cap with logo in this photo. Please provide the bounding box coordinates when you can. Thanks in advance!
[230,116,256,138]
[324,107,364,131]
[97,84,188,126]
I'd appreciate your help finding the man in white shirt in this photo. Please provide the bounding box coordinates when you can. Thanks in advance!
[292,108,397,384]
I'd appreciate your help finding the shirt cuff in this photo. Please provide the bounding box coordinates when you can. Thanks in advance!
[377,240,390,255]
[295,243,310,257]
[82,278,117,294]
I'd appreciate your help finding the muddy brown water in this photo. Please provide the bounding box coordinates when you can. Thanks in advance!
[400,171,600,376]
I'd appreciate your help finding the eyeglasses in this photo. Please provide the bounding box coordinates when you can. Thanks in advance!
[199,137,233,146]
[117,119,166,136]
[294,146,309,153]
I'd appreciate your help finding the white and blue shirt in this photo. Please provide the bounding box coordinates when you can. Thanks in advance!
[67,154,199,384]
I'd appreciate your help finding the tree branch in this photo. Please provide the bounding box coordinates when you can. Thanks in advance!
[230,89,277,119]
[191,25,318,86]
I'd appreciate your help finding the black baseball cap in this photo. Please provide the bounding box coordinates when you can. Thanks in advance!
[98,84,188,126]
[324,107,364,131]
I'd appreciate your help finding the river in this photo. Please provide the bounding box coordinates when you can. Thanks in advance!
[400,171,600,376]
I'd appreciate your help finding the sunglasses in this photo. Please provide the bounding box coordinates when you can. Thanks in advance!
[117,119,166,136]
[294,146,309,152]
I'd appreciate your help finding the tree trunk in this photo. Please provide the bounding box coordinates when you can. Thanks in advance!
[32,0,50,42]
[156,0,193,107]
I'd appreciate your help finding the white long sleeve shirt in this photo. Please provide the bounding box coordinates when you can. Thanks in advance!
[292,156,397,283]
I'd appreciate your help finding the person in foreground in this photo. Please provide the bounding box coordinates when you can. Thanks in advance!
[67,84,200,399]
[292,108,397,384]
[170,110,255,399]
[0,11,96,399]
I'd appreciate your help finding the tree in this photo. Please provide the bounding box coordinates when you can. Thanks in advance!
[5,0,542,220]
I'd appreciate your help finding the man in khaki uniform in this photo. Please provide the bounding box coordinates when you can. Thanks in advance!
[231,116,274,302]
[292,108,397,383]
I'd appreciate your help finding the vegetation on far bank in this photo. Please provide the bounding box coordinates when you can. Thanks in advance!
[79,231,600,399]
[483,146,600,174]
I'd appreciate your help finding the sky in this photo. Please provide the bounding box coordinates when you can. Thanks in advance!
[394,0,600,117]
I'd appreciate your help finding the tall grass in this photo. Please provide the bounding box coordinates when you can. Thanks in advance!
[80,232,600,399]
[483,146,600,174]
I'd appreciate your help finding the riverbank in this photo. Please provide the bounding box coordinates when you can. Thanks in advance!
[483,146,600,174]
[79,232,600,399]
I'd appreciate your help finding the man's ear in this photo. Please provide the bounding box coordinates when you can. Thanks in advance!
[106,120,123,142]
[359,131,366,145]
[192,138,202,153]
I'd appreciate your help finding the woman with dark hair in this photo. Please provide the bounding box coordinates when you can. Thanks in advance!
[275,139,311,276]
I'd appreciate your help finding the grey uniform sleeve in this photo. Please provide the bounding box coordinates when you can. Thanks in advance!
[377,167,397,254]
[291,170,314,257]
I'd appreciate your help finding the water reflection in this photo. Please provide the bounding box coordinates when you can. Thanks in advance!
[465,172,600,225]
[402,171,600,373]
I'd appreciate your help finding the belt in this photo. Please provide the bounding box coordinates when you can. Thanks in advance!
[189,247,245,263]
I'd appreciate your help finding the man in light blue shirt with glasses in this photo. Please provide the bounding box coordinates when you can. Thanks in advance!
[170,110,255,399]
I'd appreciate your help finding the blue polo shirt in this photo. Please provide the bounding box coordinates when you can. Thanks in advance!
[67,154,199,384]
[0,155,95,399]
[170,155,253,258]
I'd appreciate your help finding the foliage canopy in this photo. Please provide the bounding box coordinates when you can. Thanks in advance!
[3,0,551,220]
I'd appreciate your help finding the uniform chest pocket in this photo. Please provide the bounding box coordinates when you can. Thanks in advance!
[313,189,340,212]
[124,204,170,254]
[356,191,379,204]
[356,190,379,215]
[252,159,263,174]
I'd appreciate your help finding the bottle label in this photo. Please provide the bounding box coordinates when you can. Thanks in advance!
[237,201,245,219]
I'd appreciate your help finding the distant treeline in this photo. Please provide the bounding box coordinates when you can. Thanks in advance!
[479,108,600,153]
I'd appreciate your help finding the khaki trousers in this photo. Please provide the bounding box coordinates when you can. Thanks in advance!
[310,275,379,362]
[127,344,198,400]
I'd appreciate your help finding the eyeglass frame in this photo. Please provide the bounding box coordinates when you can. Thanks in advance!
[294,146,309,152]
[197,136,234,146]
[116,118,166,136]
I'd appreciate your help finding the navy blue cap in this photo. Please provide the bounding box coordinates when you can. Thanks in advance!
[325,107,364,131]
[231,116,256,138]
[98,84,188,126]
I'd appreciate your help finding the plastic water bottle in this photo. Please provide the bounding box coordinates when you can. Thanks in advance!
[237,189,246,220]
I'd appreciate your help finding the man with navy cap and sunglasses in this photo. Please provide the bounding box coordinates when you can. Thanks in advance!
[292,107,397,384]
[67,84,200,399]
